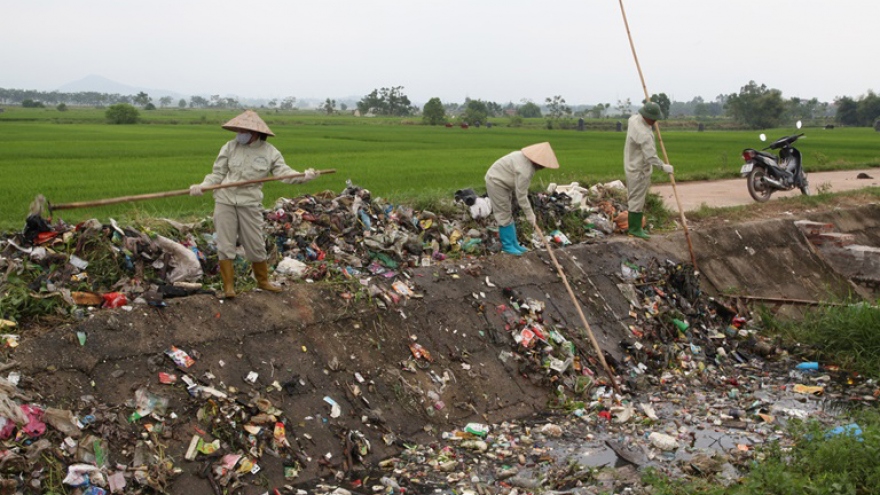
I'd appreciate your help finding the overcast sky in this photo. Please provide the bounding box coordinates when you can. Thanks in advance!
[3,0,876,105]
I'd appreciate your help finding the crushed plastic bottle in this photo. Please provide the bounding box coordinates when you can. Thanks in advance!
[464,422,490,437]
[380,476,402,494]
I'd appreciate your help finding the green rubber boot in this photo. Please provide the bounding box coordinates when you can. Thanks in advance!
[627,211,650,240]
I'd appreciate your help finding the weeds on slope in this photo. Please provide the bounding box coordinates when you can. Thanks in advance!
[761,302,880,378]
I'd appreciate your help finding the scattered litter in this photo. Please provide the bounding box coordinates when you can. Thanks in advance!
[165,346,195,368]
[323,396,342,418]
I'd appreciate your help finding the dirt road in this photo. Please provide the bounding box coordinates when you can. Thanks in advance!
[652,168,880,212]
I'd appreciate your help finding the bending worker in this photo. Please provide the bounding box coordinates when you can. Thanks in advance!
[190,110,317,298]
[623,102,674,240]
[485,142,559,255]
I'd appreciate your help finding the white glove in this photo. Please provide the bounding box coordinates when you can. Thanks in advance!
[661,163,674,174]
[289,168,317,184]
[189,184,204,196]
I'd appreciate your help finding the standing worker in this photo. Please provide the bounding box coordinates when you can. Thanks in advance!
[485,142,559,255]
[623,102,674,239]
[189,110,317,298]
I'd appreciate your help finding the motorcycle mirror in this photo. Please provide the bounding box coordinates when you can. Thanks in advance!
[759,133,767,142]
[796,120,802,129]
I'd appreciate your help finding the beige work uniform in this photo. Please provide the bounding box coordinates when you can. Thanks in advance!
[624,114,665,212]
[199,139,300,261]
[484,150,536,226]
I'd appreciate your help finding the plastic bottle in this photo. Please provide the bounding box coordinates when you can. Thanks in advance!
[464,422,490,437]
[796,362,820,370]
[380,476,401,494]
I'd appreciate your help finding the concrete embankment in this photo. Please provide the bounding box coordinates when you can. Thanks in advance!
[652,203,880,303]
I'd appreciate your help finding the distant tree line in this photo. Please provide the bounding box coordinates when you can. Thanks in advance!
[835,92,880,127]
[5,83,878,129]
[0,88,136,106]
[0,88,245,110]
[722,81,878,129]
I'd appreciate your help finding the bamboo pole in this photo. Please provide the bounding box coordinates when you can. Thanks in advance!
[49,169,336,211]
[533,223,621,395]
[617,0,698,272]
[732,295,867,308]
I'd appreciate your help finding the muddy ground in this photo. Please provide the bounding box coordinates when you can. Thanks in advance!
[6,201,880,494]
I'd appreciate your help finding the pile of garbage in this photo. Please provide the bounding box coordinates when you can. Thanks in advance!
[0,183,876,493]
[299,258,878,495]
[0,180,632,324]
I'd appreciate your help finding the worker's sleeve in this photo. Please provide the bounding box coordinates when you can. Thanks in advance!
[514,165,536,223]
[639,132,665,171]
[200,143,231,187]
[269,147,301,184]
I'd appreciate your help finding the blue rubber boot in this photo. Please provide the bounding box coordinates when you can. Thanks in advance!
[512,224,529,254]
[499,224,523,255]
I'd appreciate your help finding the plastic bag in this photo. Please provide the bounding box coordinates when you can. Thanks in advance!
[275,258,308,278]
[44,407,81,438]
[63,463,100,487]
[586,214,614,235]
[19,404,46,437]
[469,197,492,220]
[129,388,169,421]
[154,235,203,283]
[102,292,128,309]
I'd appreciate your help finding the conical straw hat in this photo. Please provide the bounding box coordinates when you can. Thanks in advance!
[521,142,559,169]
[222,110,275,136]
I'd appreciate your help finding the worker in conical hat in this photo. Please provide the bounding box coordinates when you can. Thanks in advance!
[189,109,317,298]
[484,142,559,255]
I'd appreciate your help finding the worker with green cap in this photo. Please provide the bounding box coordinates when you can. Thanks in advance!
[190,110,317,298]
[485,142,559,255]
[623,102,674,239]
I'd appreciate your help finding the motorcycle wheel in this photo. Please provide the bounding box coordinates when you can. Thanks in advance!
[747,167,773,202]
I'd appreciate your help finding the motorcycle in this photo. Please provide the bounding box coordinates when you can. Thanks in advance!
[740,121,810,202]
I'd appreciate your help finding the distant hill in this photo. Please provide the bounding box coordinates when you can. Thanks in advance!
[57,75,186,100]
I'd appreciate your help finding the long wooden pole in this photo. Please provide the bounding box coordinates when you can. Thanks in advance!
[732,295,867,308]
[617,0,698,272]
[49,169,336,211]
[533,223,621,395]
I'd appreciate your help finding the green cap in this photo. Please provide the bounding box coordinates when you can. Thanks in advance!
[639,102,664,121]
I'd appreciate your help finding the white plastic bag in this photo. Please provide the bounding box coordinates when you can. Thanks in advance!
[469,197,492,220]
[275,258,308,279]
[649,432,679,451]
[154,235,203,283]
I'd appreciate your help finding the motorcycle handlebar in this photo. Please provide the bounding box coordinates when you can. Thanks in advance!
[763,132,805,150]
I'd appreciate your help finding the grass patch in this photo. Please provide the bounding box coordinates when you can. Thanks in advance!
[760,302,880,378]
[644,408,880,495]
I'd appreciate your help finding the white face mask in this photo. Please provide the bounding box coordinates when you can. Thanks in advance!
[235,132,252,144]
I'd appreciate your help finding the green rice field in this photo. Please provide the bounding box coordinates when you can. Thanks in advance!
[1,108,878,231]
